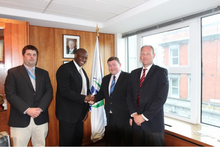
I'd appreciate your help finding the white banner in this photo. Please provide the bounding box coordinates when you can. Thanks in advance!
[90,36,107,143]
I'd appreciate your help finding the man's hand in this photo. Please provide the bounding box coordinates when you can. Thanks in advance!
[129,118,133,126]
[88,95,96,105]
[85,94,96,104]
[26,108,41,118]
[133,113,145,126]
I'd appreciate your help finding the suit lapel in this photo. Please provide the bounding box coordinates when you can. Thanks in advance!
[35,68,41,92]
[114,71,124,89]
[70,61,82,80]
[110,71,125,97]
[70,61,84,93]
[106,75,111,97]
[19,65,35,91]
[142,64,155,85]
[82,68,90,94]
[135,68,142,88]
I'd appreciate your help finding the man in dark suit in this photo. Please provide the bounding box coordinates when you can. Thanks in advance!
[56,48,94,146]
[94,57,133,146]
[4,45,53,146]
[127,45,169,146]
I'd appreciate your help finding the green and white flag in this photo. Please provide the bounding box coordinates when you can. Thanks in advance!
[90,36,107,143]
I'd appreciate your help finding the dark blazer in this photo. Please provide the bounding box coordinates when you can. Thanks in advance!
[127,64,169,132]
[56,60,89,123]
[95,71,130,128]
[5,65,53,127]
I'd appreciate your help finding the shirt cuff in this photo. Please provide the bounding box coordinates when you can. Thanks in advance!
[142,114,149,121]
[23,107,30,114]
[131,112,137,117]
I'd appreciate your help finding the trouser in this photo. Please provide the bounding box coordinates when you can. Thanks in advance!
[10,117,48,147]
[108,113,133,146]
[133,129,165,146]
[59,120,84,146]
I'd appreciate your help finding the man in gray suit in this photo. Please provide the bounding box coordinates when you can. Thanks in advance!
[5,45,53,146]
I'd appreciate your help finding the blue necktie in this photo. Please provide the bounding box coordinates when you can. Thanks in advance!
[110,75,116,97]
[109,75,116,112]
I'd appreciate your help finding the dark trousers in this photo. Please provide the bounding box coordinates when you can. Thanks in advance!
[108,114,133,146]
[133,129,165,146]
[59,120,83,146]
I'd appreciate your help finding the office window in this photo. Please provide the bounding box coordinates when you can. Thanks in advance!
[169,45,180,66]
[142,27,189,67]
[127,35,137,72]
[169,76,179,98]
[126,13,220,125]
[141,27,192,120]
[166,73,191,118]
[201,13,220,127]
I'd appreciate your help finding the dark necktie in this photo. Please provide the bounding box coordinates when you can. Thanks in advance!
[137,69,146,108]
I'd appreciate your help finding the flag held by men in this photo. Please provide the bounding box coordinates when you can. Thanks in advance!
[90,36,107,143]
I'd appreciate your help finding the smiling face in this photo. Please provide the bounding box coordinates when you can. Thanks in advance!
[140,46,155,68]
[68,40,75,49]
[108,59,121,75]
[74,49,88,67]
[23,49,38,68]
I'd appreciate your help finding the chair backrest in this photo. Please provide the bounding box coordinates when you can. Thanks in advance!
[0,131,10,147]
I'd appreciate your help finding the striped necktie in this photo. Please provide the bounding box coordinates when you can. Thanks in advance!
[137,69,146,108]
[109,75,116,113]
[110,75,116,97]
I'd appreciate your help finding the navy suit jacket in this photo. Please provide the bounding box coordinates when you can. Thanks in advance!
[5,65,53,127]
[56,60,89,123]
[95,71,130,128]
[127,64,169,132]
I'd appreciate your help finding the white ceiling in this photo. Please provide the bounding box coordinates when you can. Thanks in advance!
[0,0,220,34]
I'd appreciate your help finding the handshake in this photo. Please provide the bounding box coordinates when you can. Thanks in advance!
[85,94,96,105]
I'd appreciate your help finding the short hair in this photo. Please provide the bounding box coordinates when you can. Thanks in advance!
[68,39,75,44]
[22,45,39,55]
[107,57,120,64]
[75,48,87,54]
[141,45,155,54]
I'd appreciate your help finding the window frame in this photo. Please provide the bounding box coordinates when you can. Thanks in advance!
[168,75,180,98]
[169,44,180,66]
[136,18,202,124]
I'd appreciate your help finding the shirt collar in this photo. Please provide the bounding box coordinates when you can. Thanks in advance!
[73,60,81,72]
[112,70,121,80]
[143,64,153,71]
[23,64,35,71]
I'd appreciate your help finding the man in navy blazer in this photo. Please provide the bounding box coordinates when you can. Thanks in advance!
[127,45,169,146]
[5,45,53,146]
[56,48,94,146]
[95,57,133,146]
